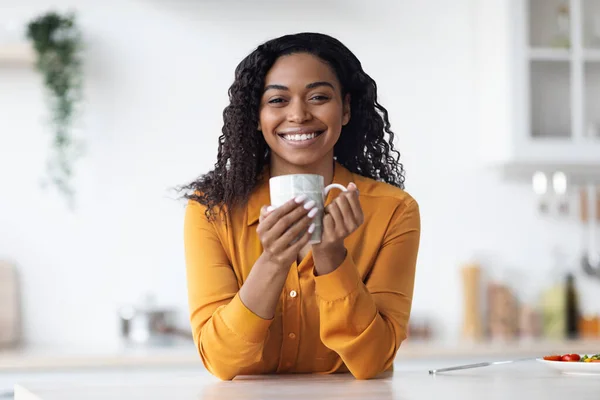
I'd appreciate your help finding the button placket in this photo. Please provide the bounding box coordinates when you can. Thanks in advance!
[277,263,301,372]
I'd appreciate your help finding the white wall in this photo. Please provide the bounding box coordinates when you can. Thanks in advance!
[0,0,598,347]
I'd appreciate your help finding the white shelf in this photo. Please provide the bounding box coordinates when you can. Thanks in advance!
[495,160,600,185]
[584,49,600,62]
[529,47,571,61]
[0,43,35,66]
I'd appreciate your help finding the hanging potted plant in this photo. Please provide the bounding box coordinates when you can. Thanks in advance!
[26,11,83,207]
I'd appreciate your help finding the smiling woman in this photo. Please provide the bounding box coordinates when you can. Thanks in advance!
[178,33,421,381]
[259,53,350,172]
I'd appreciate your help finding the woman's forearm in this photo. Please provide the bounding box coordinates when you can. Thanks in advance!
[239,253,289,320]
[312,244,347,276]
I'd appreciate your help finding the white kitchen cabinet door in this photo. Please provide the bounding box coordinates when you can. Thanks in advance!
[474,0,600,183]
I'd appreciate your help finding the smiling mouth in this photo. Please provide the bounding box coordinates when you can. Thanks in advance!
[278,130,325,142]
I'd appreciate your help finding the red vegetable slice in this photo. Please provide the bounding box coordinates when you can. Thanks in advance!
[560,354,581,362]
[543,355,562,361]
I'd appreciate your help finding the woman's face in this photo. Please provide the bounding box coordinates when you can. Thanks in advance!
[259,52,350,169]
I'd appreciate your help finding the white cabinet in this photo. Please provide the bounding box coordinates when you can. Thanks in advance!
[475,0,600,183]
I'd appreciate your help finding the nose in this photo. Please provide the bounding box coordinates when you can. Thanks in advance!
[286,99,312,123]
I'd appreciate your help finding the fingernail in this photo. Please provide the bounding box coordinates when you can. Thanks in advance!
[294,194,307,203]
[303,200,316,210]
[308,223,316,234]
[308,207,318,218]
[266,206,275,213]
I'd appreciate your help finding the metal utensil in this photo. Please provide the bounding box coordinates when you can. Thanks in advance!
[117,293,193,347]
[581,184,600,280]
[429,357,536,374]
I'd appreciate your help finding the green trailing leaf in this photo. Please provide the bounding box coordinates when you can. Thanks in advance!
[26,10,83,207]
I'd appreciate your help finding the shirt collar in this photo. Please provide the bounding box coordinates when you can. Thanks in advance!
[246,161,354,226]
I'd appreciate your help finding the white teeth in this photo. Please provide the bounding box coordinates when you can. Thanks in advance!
[283,132,318,141]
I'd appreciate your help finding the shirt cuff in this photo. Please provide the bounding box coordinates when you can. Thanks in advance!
[220,293,273,344]
[314,251,361,301]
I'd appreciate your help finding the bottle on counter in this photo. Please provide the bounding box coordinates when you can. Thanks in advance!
[540,282,566,339]
[518,287,542,340]
[487,281,519,341]
[461,263,483,341]
[0,260,20,348]
[565,273,580,339]
[539,247,569,340]
[579,314,600,338]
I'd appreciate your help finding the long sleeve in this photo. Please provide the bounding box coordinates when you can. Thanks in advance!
[184,200,272,380]
[313,198,420,380]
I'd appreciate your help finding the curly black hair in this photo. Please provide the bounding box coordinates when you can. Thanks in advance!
[180,32,405,219]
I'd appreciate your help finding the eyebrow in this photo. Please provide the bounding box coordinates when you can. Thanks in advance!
[263,81,335,93]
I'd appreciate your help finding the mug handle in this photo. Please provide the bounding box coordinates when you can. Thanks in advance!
[323,183,348,197]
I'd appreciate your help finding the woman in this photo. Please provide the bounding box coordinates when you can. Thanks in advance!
[181,32,420,380]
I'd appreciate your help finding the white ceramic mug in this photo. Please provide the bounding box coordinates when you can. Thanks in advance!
[269,174,347,244]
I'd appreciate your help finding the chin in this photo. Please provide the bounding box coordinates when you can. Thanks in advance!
[279,154,324,167]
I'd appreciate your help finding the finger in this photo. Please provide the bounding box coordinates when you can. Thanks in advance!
[280,228,311,260]
[272,213,316,253]
[344,188,363,226]
[334,195,357,232]
[292,228,312,251]
[262,199,316,245]
[325,201,345,236]
[259,195,308,232]
[321,213,335,241]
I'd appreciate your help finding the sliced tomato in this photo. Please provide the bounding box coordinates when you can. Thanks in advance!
[560,354,581,362]
[543,355,562,361]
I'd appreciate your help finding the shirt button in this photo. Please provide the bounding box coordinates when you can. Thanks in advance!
[289,290,297,298]
[288,333,296,339]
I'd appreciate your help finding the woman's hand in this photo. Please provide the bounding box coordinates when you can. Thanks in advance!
[312,182,363,275]
[257,195,318,269]
[240,196,318,320]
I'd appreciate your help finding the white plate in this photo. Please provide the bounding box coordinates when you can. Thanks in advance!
[537,356,600,376]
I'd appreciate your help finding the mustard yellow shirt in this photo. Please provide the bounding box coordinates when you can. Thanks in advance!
[184,162,420,380]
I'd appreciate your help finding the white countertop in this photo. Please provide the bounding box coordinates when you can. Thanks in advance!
[12,359,600,400]
[2,338,599,371]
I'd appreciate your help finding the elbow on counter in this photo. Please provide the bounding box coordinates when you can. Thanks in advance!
[196,344,262,381]
[346,354,397,380]
[204,363,237,381]
[348,365,389,380]
[193,338,237,380]
[198,353,245,381]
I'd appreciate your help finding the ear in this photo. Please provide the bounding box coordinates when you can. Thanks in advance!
[257,121,262,131]
[342,94,351,126]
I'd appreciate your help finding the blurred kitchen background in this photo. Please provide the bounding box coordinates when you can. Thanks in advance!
[1,0,600,375]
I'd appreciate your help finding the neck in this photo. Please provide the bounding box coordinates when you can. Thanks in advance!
[269,153,335,185]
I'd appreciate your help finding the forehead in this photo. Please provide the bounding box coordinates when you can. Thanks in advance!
[264,53,340,87]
